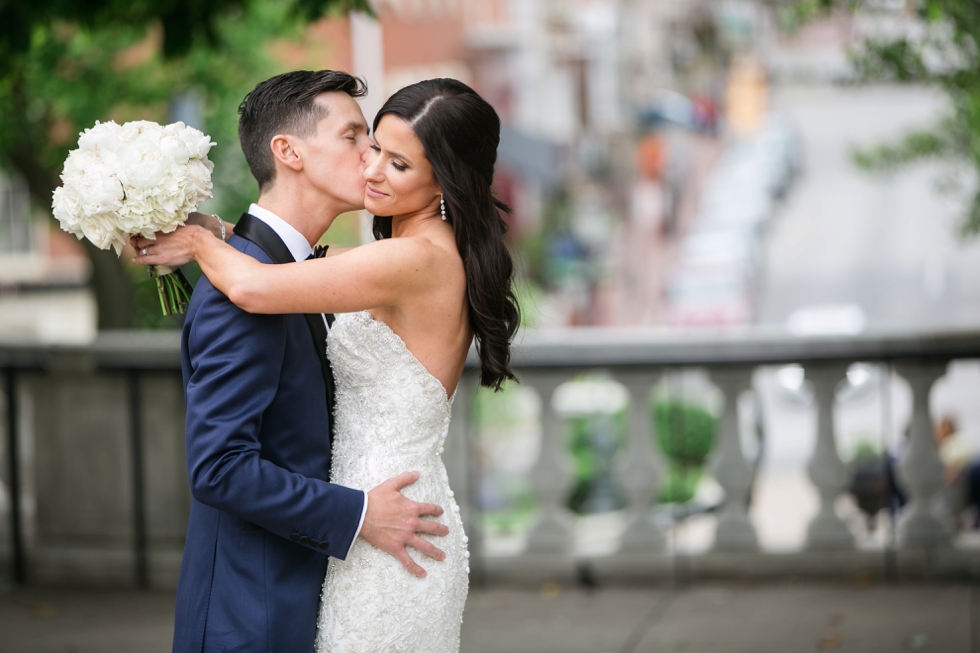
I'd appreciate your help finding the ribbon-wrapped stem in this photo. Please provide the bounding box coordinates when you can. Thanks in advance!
[148,265,193,316]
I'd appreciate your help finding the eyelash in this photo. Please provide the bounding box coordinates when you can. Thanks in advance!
[370,145,407,171]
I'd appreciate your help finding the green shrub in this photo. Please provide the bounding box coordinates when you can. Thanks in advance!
[660,461,703,504]
[654,400,716,466]
[566,412,625,513]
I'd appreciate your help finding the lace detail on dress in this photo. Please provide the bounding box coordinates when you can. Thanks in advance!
[315,311,469,653]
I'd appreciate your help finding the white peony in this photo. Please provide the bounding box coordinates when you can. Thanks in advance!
[158,131,191,166]
[185,159,213,198]
[78,214,128,252]
[169,121,215,159]
[77,120,122,154]
[52,119,216,255]
[116,136,170,188]
[76,161,124,215]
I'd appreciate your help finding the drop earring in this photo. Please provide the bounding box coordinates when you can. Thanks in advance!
[440,195,447,221]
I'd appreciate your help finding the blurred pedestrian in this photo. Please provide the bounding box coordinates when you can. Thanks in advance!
[934,415,980,528]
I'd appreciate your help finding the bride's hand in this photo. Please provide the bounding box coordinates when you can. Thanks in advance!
[132,224,210,267]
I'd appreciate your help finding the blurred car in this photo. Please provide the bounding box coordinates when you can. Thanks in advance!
[674,225,762,279]
[664,269,755,327]
[662,113,800,329]
[697,187,773,231]
[785,303,867,336]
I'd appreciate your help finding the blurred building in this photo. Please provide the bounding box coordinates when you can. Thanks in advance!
[0,172,94,343]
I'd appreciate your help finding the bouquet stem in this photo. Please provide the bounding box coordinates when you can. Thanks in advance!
[148,265,193,316]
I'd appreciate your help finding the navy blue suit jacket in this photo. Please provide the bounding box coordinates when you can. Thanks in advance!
[173,229,364,653]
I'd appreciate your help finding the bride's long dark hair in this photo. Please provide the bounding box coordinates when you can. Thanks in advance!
[372,78,519,391]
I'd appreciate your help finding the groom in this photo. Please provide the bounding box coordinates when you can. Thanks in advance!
[172,70,449,653]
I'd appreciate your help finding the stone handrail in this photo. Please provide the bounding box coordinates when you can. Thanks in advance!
[1,326,979,587]
[452,326,980,582]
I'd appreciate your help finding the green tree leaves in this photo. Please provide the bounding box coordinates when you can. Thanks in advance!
[789,0,980,236]
[0,0,367,327]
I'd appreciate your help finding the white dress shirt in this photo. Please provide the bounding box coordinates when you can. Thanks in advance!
[247,203,369,557]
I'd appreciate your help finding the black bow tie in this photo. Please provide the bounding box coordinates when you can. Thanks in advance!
[308,245,328,260]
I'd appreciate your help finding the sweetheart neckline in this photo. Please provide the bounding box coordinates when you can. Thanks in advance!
[338,311,457,406]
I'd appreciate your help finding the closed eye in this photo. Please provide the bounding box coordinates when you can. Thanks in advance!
[369,144,406,171]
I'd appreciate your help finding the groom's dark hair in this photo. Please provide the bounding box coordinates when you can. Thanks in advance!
[238,70,367,192]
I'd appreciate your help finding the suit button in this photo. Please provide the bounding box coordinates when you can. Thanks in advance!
[299,536,310,545]
[290,533,300,542]
[309,539,320,547]
[318,542,330,551]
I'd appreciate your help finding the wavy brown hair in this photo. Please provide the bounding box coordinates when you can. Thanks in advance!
[372,79,519,390]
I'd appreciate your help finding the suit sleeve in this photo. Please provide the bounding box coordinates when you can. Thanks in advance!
[183,282,364,559]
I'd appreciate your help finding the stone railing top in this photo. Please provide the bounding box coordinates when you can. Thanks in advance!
[498,325,980,370]
[0,330,181,370]
[0,325,978,372]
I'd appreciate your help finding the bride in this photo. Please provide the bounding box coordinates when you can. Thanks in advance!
[136,78,519,652]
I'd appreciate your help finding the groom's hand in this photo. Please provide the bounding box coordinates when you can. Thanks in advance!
[360,470,450,578]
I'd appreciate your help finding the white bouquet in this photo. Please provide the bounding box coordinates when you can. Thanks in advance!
[52,120,216,315]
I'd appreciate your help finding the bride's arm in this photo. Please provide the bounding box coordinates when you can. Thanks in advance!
[144,213,351,262]
[185,212,233,240]
[134,225,438,314]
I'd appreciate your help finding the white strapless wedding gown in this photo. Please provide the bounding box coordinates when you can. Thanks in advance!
[315,311,469,653]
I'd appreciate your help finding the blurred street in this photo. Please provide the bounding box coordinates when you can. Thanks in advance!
[760,83,980,330]
[1,582,977,653]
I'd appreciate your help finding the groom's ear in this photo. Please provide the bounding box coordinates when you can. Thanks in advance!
[270,134,304,173]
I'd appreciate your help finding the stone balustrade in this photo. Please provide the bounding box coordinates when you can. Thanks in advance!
[450,326,980,583]
[1,326,979,587]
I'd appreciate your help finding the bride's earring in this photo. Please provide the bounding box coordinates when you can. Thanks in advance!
[440,195,447,221]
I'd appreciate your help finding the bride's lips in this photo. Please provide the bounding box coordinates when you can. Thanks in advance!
[365,185,388,199]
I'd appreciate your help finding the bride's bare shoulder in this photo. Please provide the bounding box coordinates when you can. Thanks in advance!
[341,233,458,267]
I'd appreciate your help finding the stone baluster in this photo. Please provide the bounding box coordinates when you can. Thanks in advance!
[526,373,575,554]
[894,362,951,548]
[708,368,758,551]
[805,363,854,550]
[616,371,666,552]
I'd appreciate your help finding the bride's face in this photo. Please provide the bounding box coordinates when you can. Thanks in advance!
[363,115,441,217]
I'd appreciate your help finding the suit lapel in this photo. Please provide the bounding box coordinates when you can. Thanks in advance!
[233,213,337,447]
[233,212,295,264]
